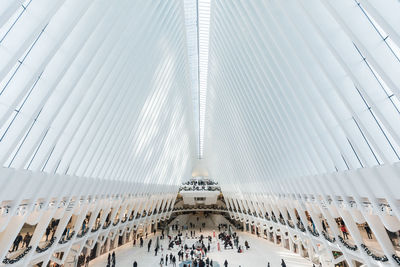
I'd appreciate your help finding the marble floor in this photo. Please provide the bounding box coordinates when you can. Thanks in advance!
[89,216,313,267]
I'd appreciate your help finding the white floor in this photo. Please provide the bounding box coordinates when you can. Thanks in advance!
[89,216,313,267]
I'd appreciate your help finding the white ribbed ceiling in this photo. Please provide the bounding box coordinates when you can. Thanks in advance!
[0,0,195,185]
[1,0,400,192]
[205,0,400,193]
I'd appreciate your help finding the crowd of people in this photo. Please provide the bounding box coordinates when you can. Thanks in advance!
[96,215,315,267]
[179,178,220,192]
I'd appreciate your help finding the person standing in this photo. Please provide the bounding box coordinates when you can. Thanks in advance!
[364,225,373,239]
[148,239,152,252]
[224,259,228,267]
[281,259,286,267]
[45,226,51,241]
[85,255,90,267]
[12,233,22,252]
[107,253,111,266]
[112,251,116,267]
[133,261,138,267]
[341,225,348,239]
[23,232,30,247]
[140,237,144,247]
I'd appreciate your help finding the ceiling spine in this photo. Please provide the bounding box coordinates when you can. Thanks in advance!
[197,0,211,159]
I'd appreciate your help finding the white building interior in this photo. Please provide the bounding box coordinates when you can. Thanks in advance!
[0,0,399,266]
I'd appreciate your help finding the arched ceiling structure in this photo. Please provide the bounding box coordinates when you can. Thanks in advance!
[205,0,400,193]
[0,0,399,198]
[0,1,400,266]
[0,0,195,186]
[0,0,400,196]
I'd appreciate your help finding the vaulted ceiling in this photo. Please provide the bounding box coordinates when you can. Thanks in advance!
[1,0,400,193]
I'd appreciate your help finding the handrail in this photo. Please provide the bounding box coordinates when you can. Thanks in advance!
[3,246,32,264]
[338,236,357,251]
[36,237,57,253]
[58,231,75,244]
[360,244,388,262]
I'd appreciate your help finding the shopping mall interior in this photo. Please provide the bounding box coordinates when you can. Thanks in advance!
[0,0,400,266]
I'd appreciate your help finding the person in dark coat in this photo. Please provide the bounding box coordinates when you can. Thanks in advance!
[364,225,373,239]
[224,259,228,267]
[148,239,152,252]
[112,251,116,266]
[12,233,23,252]
[23,232,31,247]
[85,255,90,267]
[281,259,286,267]
[133,261,138,267]
[46,226,51,241]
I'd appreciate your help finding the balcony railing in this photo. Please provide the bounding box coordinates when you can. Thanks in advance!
[3,246,32,264]
[36,236,57,253]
